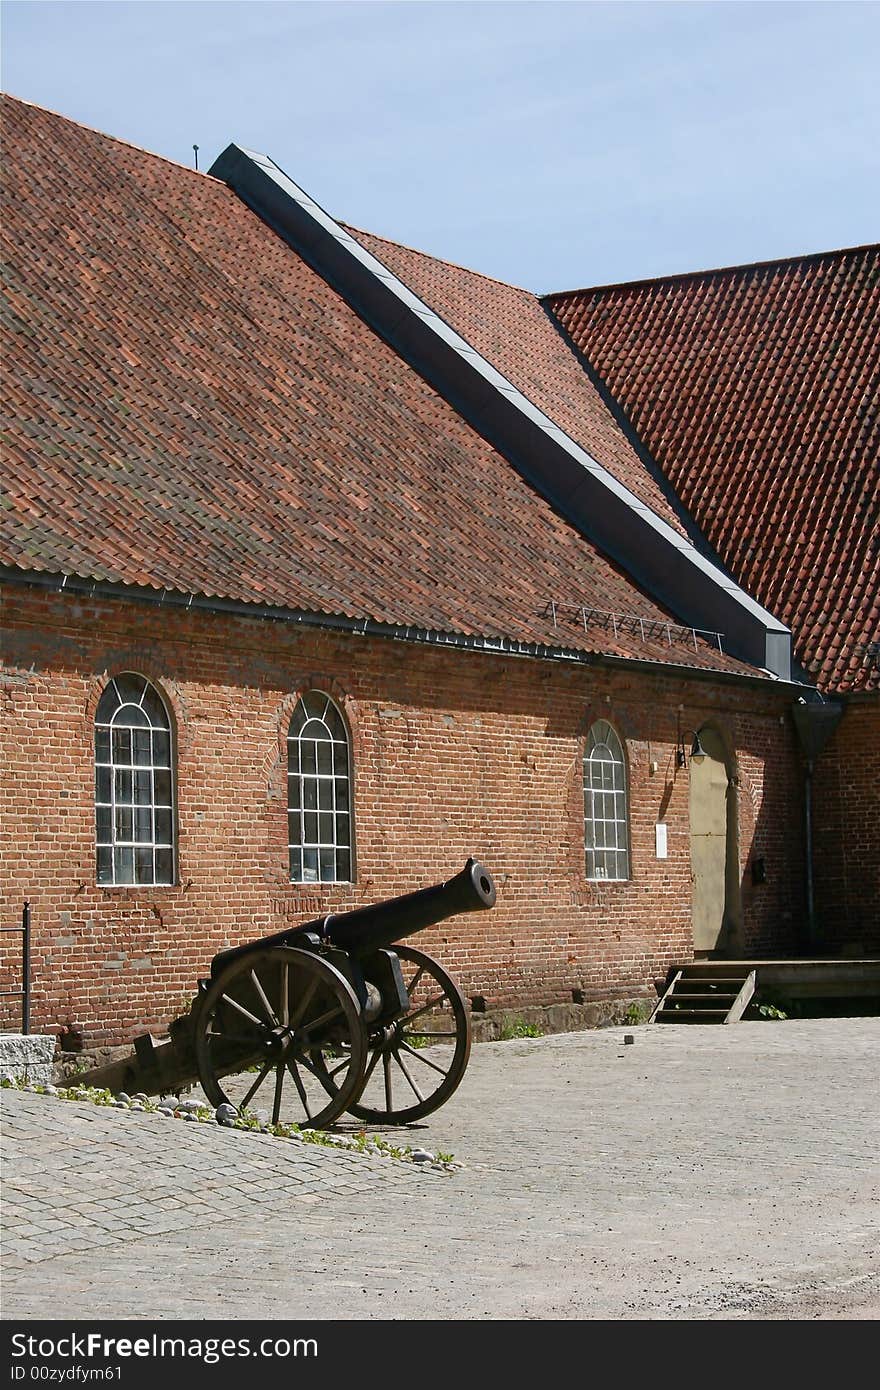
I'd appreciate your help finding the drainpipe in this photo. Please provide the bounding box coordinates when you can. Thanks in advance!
[803,758,815,944]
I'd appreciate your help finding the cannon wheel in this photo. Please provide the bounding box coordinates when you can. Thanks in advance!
[194,945,368,1130]
[315,946,471,1125]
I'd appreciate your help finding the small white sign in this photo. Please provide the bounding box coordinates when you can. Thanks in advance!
[655,822,668,859]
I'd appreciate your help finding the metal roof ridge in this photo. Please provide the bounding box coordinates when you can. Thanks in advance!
[208,142,792,680]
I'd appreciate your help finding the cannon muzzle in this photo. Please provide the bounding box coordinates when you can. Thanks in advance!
[323,857,496,955]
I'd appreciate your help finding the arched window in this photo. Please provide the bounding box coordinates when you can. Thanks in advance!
[287,692,352,883]
[95,674,175,886]
[583,719,630,881]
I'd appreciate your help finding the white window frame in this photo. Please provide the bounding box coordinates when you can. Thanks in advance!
[287,692,353,883]
[95,674,175,887]
[584,718,630,882]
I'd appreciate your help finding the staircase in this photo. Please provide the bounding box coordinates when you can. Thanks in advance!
[650,963,756,1024]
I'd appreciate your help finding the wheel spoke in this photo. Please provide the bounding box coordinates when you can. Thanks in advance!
[360,1046,382,1088]
[280,959,289,1027]
[298,1002,344,1038]
[219,992,263,1028]
[241,1059,275,1108]
[403,992,447,1025]
[288,974,319,1031]
[383,1050,393,1112]
[286,1059,312,1120]
[399,1040,450,1076]
[272,1063,285,1125]
[250,968,279,1027]
[405,963,425,995]
[391,1047,424,1102]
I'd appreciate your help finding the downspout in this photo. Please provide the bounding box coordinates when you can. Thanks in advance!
[803,758,815,941]
[791,699,844,950]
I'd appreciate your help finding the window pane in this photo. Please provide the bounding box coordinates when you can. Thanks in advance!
[154,770,172,806]
[288,811,302,847]
[288,776,301,811]
[287,741,301,777]
[115,807,133,842]
[316,740,333,776]
[289,704,306,737]
[134,771,152,806]
[317,779,333,811]
[303,779,317,812]
[335,813,349,847]
[154,809,172,845]
[112,727,132,765]
[301,741,317,777]
[289,847,303,881]
[117,704,149,729]
[324,704,344,740]
[97,847,113,883]
[135,847,154,884]
[95,727,111,763]
[115,674,145,706]
[141,684,169,728]
[334,777,349,812]
[319,848,336,881]
[96,805,112,842]
[304,811,318,845]
[302,847,319,882]
[333,744,349,778]
[96,686,119,722]
[336,850,351,882]
[318,812,333,844]
[133,729,152,766]
[155,848,174,885]
[114,846,134,884]
[96,766,112,803]
[114,768,132,804]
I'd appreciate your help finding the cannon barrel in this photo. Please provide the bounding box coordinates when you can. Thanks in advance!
[210,858,496,977]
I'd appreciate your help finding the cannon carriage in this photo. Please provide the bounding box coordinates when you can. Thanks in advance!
[81,859,496,1129]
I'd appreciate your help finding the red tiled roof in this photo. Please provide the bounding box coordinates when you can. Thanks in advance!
[0,96,750,677]
[345,226,695,542]
[546,250,880,693]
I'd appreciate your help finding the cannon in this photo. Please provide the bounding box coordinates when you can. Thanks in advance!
[80,859,496,1129]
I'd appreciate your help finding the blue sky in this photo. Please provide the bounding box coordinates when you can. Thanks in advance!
[2,0,878,291]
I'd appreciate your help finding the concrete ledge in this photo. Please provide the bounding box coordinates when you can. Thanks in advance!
[0,1034,56,1085]
[470,996,652,1043]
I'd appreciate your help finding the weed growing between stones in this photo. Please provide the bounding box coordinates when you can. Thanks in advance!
[0,1076,460,1171]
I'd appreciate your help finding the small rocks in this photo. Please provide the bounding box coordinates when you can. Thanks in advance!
[116,1092,131,1105]
[157,1106,175,1117]
[410,1148,435,1163]
[215,1103,238,1126]
[177,1098,202,1114]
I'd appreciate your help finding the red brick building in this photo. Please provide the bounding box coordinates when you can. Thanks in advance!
[547,251,879,948]
[1,96,873,1047]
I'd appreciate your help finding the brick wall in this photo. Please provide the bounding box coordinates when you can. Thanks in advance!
[1,585,806,1046]
[812,697,880,950]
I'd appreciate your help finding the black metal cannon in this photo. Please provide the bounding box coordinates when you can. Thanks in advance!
[80,859,496,1129]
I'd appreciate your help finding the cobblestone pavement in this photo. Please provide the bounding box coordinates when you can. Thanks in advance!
[2,1018,878,1320]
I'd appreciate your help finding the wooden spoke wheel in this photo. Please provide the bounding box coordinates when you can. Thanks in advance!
[194,945,368,1130]
[316,946,471,1125]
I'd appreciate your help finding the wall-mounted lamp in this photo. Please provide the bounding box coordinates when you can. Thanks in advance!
[677,727,708,769]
